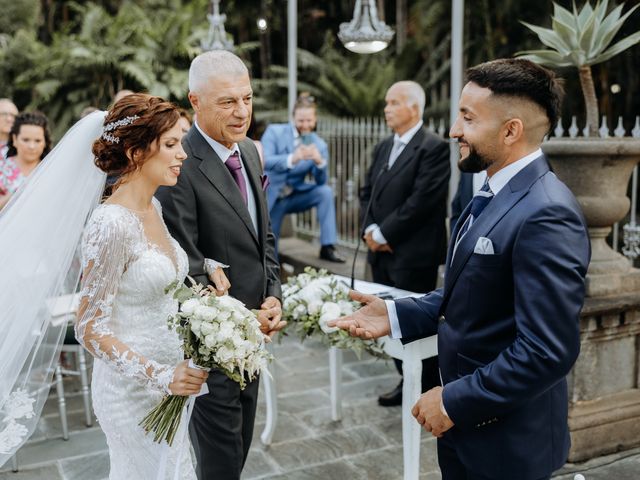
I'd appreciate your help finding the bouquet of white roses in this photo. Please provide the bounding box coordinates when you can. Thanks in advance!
[140,278,271,445]
[282,267,386,359]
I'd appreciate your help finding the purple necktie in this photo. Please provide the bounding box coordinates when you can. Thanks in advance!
[225,152,248,205]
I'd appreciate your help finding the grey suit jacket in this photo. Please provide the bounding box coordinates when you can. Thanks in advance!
[156,127,281,310]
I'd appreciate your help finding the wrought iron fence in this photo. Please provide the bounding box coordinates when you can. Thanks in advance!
[290,115,640,262]
[291,116,448,248]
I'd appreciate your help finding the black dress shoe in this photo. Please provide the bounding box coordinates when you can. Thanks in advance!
[378,381,402,407]
[319,245,346,263]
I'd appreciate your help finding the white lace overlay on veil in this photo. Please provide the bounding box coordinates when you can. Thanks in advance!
[0,111,106,466]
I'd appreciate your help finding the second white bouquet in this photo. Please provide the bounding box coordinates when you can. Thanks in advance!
[282,267,386,359]
[140,278,271,445]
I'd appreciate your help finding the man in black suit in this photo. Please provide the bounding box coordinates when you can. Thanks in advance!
[360,80,450,406]
[156,50,284,480]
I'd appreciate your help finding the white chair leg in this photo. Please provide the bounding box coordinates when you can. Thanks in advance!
[260,343,277,445]
[54,363,69,440]
[401,347,422,480]
[10,454,18,472]
[77,348,93,427]
[329,347,343,421]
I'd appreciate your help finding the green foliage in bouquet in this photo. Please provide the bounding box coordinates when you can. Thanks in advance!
[141,278,271,445]
[282,267,387,359]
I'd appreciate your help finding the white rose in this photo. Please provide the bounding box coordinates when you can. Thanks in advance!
[338,300,354,315]
[298,285,322,305]
[217,295,245,310]
[217,322,234,341]
[282,297,295,310]
[190,319,202,336]
[216,345,234,363]
[307,300,322,316]
[204,333,218,349]
[200,322,215,336]
[293,304,306,319]
[318,302,341,334]
[231,311,246,324]
[180,298,200,314]
[194,305,216,322]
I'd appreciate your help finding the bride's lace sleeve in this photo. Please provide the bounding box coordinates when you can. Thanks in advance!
[75,208,175,394]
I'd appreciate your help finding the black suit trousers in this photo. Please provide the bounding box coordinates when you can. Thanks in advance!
[189,370,260,480]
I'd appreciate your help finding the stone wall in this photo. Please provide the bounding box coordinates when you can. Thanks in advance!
[568,293,640,461]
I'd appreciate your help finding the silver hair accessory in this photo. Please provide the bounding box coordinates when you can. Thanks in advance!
[101,115,140,144]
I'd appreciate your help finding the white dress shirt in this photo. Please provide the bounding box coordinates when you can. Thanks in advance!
[386,147,543,339]
[365,120,424,245]
[472,171,488,195]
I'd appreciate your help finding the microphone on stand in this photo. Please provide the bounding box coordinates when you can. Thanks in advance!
[350,162,388,289]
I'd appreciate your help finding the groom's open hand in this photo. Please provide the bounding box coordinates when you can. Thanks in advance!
[412,387,454,438]
[328,290,391,340]
[258,296,286,338]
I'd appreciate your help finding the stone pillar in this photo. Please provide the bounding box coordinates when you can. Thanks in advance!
[567,293,640,461]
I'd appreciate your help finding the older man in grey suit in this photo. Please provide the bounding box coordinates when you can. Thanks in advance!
[157,50,284,480]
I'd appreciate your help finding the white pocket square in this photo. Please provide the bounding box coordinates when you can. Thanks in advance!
[474,237,494,255]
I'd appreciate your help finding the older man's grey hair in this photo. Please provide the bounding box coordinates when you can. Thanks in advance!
[189,50,249,94]
[394,81,426,116]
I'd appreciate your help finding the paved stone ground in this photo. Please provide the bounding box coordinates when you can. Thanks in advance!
[2,334,640,479]
[1,237,638,479]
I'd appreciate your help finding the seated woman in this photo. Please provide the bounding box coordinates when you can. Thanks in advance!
[0,111,51,209]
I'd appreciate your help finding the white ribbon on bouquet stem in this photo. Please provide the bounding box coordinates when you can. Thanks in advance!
[156,360,209,480]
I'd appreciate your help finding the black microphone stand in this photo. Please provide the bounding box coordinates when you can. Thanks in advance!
[350,163,388,289]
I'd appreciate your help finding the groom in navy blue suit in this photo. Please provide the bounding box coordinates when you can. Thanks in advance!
[331,58,590,480]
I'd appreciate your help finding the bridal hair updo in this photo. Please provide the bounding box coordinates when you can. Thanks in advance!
[93,93,180,177]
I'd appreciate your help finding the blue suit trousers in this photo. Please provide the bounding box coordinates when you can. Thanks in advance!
[270,184,337,248]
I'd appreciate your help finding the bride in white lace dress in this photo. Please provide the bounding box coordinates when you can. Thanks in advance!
[75,94,210,479]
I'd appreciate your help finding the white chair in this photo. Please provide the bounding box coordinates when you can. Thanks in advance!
[60,330,93,431]
[47,294,93,439]
[329,335,438,480]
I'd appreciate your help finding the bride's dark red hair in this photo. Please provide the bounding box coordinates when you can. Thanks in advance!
[93,93,180,177]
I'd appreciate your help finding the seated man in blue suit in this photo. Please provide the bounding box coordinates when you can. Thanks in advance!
[261,94,345,263]
[331,58,590,480]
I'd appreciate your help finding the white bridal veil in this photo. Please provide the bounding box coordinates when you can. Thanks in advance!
[0,111,107,465]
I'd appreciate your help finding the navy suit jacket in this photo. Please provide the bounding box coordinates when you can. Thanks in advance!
[261,123,329,210]
[394,155,590,479]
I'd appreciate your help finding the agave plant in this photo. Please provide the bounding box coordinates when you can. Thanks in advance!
[517,0,640,136]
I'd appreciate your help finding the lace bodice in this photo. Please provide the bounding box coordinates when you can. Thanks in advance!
[76,198,189,394]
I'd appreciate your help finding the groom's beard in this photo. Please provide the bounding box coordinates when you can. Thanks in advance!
[458,143,492,173]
